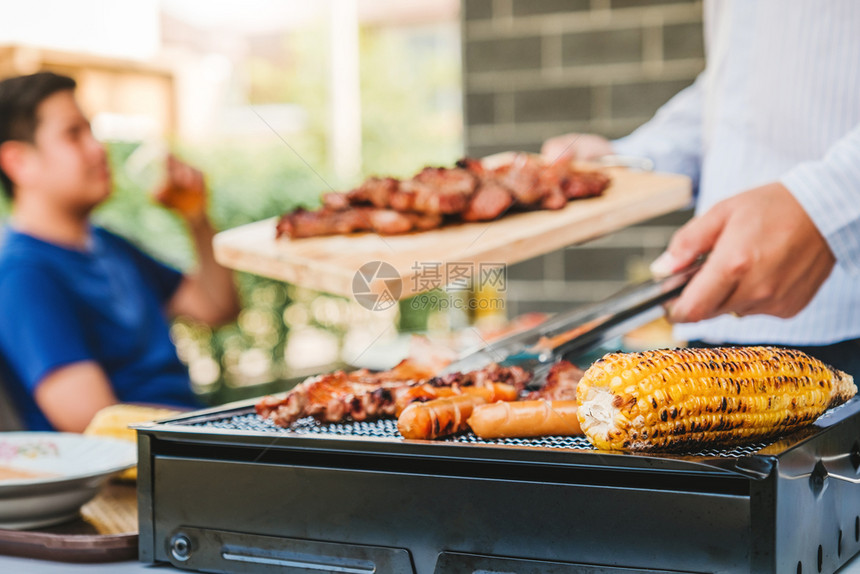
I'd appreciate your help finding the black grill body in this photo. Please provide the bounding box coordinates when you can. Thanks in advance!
[137,397,860,574]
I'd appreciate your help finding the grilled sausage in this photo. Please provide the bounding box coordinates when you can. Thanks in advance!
[398,395,488,440]
[394,382,520,417]
[467,400,582,439]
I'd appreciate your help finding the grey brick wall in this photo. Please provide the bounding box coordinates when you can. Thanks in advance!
[461,0,704,315]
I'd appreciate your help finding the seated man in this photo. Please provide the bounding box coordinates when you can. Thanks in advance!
[0,72,240,432]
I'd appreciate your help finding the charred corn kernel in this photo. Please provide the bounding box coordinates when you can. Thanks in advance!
[576,346,856,452]
[84,404,181,480]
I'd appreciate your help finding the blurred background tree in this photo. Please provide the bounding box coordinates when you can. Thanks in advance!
[0,2,463,404]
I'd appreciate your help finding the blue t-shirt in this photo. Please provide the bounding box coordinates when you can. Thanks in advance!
[0,226,199,430]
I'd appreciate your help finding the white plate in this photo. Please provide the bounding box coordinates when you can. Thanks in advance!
[0,432,136,530]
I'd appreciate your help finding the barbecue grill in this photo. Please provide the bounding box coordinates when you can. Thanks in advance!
[136,393,860,574]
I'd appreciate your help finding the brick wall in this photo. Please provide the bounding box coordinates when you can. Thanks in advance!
[461,0,705,316]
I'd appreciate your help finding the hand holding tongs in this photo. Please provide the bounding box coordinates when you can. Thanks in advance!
[438,259,704,384]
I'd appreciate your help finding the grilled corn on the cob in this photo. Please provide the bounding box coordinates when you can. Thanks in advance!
[84,404,181,480]
[576,346,856,452]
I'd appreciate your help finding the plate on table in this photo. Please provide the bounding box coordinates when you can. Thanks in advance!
[0,432,136,530]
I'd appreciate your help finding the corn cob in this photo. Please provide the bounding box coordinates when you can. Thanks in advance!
[83,404,182,480]
[576,346,856,452]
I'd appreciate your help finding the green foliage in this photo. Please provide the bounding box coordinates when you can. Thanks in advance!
[93,141,328,402]
[0,20,464,405]
[245,20,334,186]
[97,141,324,267]
[182,142,330,401]
[245,21,462,183]
[359,24,463,178]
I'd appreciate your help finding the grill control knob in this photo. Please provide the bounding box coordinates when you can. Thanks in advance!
[170,533,192,562]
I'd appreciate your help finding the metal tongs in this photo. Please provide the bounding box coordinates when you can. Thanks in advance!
[438,259,704,384]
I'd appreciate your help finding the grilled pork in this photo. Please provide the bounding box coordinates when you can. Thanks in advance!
[276,207,443,238]
[462,180,514,222]
[256,361,532,428]
[276,154,611,238]
[394,167,477,215]
[526,360,584,401]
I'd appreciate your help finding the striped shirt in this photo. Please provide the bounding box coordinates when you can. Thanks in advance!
[613,0,860,345]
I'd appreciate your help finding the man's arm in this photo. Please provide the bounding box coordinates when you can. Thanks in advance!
[168,215,241,326]
[651,122,860,322]
[781,122,860,275]
[155,155,240,326]
[33,361,117,432]
[609,72,706,183]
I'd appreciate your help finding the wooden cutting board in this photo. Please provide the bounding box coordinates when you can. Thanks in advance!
[213,167,691,300]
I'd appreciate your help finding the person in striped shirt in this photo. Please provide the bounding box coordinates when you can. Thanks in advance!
[542,0,860,376]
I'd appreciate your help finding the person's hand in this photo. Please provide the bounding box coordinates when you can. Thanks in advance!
[541,133,613,163]
[153,154,207,223]
[650,182,835,322]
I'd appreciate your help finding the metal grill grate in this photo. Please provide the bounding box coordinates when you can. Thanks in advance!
[184,411,769,458]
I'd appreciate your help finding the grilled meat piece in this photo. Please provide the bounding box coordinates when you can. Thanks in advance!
[256,358,436,427]
[278,155,611,238]
[492,153,544,205]
[539,185,568,210]
[429,363,532,390]
[393,167,477,215]
[367,210,413,235]
[526,360,584,401]
[537,161,577,210]
[321,192,350,211]
[496,155,602,210]
[368,210,444,235]
[487,153,610,207]
[277,207,373,238]
[454,157,486,174]
[256,370,405,427]
[345,176,400,208]
[256,362,532,428]
[277,207,443,238]
[462,181,514,221]
[563,170,611,199]
[318,169,476,217]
